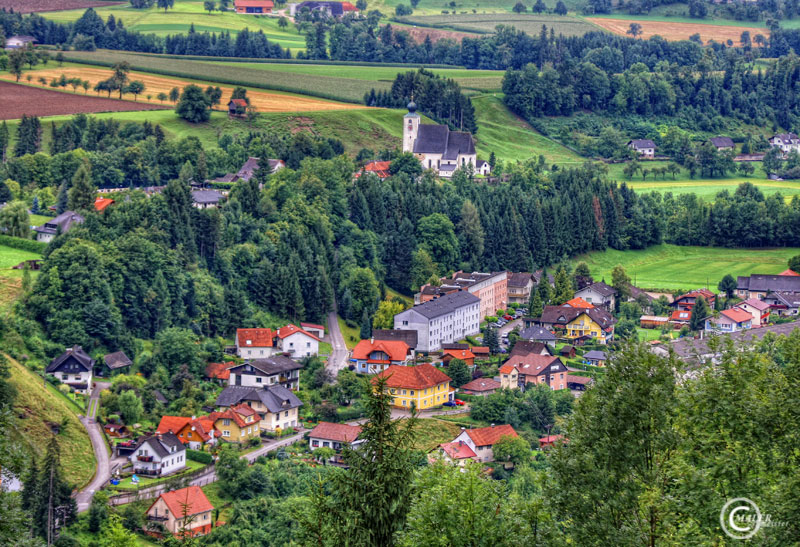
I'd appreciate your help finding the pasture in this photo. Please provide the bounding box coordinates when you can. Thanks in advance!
[399,13,597,36]
[572,244,800,291]
[0,0,121,13]
[377,0,587,16]
[586,17,765,43]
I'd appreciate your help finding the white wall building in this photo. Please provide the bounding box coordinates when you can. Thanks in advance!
[403,101,477,178]
[45,346,94,395]
[393,291,480,352]
[276,324,319,359]
[235,328,277,359]
[129,433,186,477]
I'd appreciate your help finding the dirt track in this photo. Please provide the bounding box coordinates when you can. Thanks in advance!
[587,17,767,44]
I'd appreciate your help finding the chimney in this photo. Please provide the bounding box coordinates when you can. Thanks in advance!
[370,337,374,344]
[491,424,495,428]
[191,415,196,421]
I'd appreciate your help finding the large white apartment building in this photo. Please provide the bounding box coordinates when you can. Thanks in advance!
[393,291,480,352]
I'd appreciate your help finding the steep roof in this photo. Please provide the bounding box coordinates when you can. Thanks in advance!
[583,350,607,360]
[205,362,232,380]
[413,124,475,157]
[710,136,735,148]
[465,424,518,447]
[133,432,184,458]
[507,272,533,288]
[191,189,224,205]
[229,98,248,107]
[442,348,475,361]
[767,291,800,307]
[103,350,132,370]
[720,308,752,324]
[739,274,800,292]
[309,421,362,443]
[564,297,593,309]
[628,139,656,149]
[277,323,321,341]
[156,416,191,435]
[34,211,84,236]
[779,269,800,276]
[361,161,391,179]
[352,339,410,362]
[46,346,94,373]
[214,385,303,413]
[154,486,213,519]
[510,340,552,357]
[505,354,565,378]
[402,291,480,320]
[519,327,557,342]
[372,329,419,349]
[498,363,517,374]
[237,328,274,348]
[439,441,477,460]
[578,281,616,298]
[674,288,715,302]
[740,298,770,312]
[373,363,451,390]
[460,378,500,392]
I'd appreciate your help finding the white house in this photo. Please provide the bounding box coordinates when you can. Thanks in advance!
[4,35,36,50]
[403,101,477,178]
[191,189,225,209]
[235,328,276,359]
[769,133,800,155]
[129,433,186,477]
[393,291,480,352]
[476,160,491,176]
[227,355,302,390]
[450,424,518,463]
[276,324,320,359]
[308,422,362,458]
[574,281,616,311]
[215,384,303,432]
[45,346,94,395]
[627,139,656,158]
[33,211,84,243]
[300,322,325,339]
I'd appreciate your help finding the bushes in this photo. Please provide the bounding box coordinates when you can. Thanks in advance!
[0,234,47,253]
[187,449,213,464]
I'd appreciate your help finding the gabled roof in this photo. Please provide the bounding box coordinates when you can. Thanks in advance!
[507,272,533,288]
[237,328,274,348]
[439,441,477,460]
[674,289,715,302]
[772,133,799,142]
[460,378,500,392]
[628,139,656,149]
[156,416,191,435]
[499,363,517,374]
[740,298,770,312]
[519,327,557,342]
[739,274,800,292]
[230,355,302,376]
[779,269,800,276]
[506,354,565,378]
[584,350,607,360]
[413,124,476,157]
[566,375,593,385]
[372,329,419,348]
[309,421,362,443]
[564,297,593,309]
[34,211,84,236]
[710,136,734,148]
[464,424,518,447]
[152,486,213,519]
[205,362,232,380]
[214,385,303,413]
[191,189,224,205]
[229,98,248,107]
[103,350,132,370]
[94,197,114,212]
[510,340,552,357]
[538,306,617,330]
[277,324,321,341]
[670,309,691,322]
[373,363,451,390]
[767,291,800,307]
[352,339,410,362]
[719,308,752,324]
[209,406,249,429]
[401,291,480,320]
[361,161,391,179]
[46,346,95,373]
[133,432,184,458]
[577,281,616,298]
[300,322,325,331]
[442,348,475,361]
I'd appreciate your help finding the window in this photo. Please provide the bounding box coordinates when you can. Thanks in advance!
[223,431,230,437]
[402,400,407,406]
[223,419,230,426]
[240,430,244,436]
[410,391,415,396]
[323,441,330,448]
[312,440,319,447]
[306,342,311,348]
[62,374,68,380]
[256,377,262,383]
[247,427,251,434]
[284,411,289,417]
[402,321,408,326]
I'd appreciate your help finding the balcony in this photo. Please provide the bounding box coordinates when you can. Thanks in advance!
[147,515,168,522]
[137,455,154,462]
[134,468,160,476]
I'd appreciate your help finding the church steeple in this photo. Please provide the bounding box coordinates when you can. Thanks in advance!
[403,97,420,153]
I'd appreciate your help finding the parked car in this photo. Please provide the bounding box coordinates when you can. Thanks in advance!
[443,401,456,407]
[454,399,465,406]
[503,314,513,321]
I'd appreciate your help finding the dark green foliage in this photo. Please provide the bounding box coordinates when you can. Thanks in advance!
[26,437,77,543]
[447,358,471,388]
[717,273,737,298]
[13,115,41,157]
[176,84,212,123]
[690,296,709,331]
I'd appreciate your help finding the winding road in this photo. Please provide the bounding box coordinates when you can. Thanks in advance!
[75,381,110,512]
[326,310,350,374]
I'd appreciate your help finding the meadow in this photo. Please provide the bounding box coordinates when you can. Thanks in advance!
[572,244,800,290]
[0,243,42,310]
[399,13,598,36]
[586,17,764,43]
[377,0,587,16]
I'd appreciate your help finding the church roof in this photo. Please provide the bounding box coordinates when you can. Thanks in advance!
[413,124,475,157]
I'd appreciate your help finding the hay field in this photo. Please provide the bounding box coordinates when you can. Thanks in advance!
[586,17,765,43]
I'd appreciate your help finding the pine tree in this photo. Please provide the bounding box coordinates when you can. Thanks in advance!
[690,296,710,331]
[553,265,573,305]
[360,307,372,340]
[0,121,9,162]
[530,286,544,317]
[56,183,69,214]
[67,162,96,212]
[32,437,77,543]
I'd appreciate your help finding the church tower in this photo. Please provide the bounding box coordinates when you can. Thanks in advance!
[403,100,420,153]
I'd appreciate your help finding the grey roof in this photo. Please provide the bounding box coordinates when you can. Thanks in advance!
[710,136,734,148]
[191,190,224,205]
[772,133,799,142]
[441,343,469,350]
[46,346,94,373]
[103,351,132,370]
[509,340,552,358]
[737,274,800,293]
[578,281,616,298]
[372,329,418,348]
[584,350,607,360]
[413,124,475,157]
[231,355,302,376]
[628,139,656,149]
[215,385,303,413]
[520,327,557,341]
[628,285,654,301]
[132,432,184,459]
[33,211,84,236]
[767,291,800,307]
[153,389,168,404]
[508,272,533,288]
[538,305,617,329]
[404,291,480,320]
[439,164,457,172]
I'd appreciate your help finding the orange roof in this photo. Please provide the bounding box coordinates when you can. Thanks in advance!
[205,362,232,380]
[676,289,715,301]
[564,297,594,309]
[465,424,518,446]
[187,417,218,442]
[342,2,358,10]
[152,486,213,519]
[373,363,451,390]
[353,339,410,362]
[94,197,114,212]
[471,346,490,354]
[277,324,321,342]
[237,328,273,348]
[156,416,191,435]
[231,403,257,417]
[209,404,256,429]
[309,421,362,443]
[505,354,560,377]
[229,98,248,106]
[499,363,517,374]
[539,434,565,444]
[670,309,691,321]
[439,441,477,460]
[720,308,752,323]
[442,348,475,361]
[362,160,391,178]
[779,269,800,276]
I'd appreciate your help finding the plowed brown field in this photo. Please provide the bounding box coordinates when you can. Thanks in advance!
[0,80,167,120]
[586,17,767,43]
[0,0,122,13]
[0,68,365,113]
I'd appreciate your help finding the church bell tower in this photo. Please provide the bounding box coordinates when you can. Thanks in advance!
[403,100,420,153]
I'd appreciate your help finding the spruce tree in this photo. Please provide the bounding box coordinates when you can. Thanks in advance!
[360,307,372,340]
[32,437,77,543]
[0,120,9,162]
[690,296,710,331]
[56,183,69,214]
[553,265,573,305]
[67,162,96,212]
[530,286,544,317]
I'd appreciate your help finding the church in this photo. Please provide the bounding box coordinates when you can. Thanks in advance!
[403,101,478,178]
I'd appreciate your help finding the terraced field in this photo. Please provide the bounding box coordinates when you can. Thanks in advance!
[399,13,599,36]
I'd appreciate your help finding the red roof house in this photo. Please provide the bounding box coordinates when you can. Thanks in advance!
[146,486,214,538]
[672,289,716,311]
[234,0,273,14]
[564,297,594,309]
[452,424,519,462]
[352,339,411,374]
[357,160,392,179]
[779,269,800,276]
[437,440,478,464]
[94,197,114,212]
[538,434,566,449]
[373,363,451,390]
[235,328,274,358]
[441,347,475,366]
[459,377,500,396]
[205,362,232,382]
[308,422,362,455]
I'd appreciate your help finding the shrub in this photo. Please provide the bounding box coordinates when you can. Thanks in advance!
[485,315,498,323]
[0,234,47,252]
[186,449,213,464]
[248,436,261,447]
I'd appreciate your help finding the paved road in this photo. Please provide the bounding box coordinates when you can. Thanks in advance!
[327,310,349,374]
[75,381,111,512]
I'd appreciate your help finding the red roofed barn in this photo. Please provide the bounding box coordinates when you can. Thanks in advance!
[234,0,273,14]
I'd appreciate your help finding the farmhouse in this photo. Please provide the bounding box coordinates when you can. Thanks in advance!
[227,356,302,390]
[705,308,752,333]
[4,35,36,50]
[130,433,186,477]
[393,291,481,352]
[46,346,94,395]
[234,0,274,13]
[450,424,518,463]
[402,101,477,177]
[627,139,656,158]
[215,384,303,431]
[146,486,214,538]
[372,363,453,409]
[769,133,800,155]
[710,136,735,151]
[276,324,320,359]
[191,189,225,209]
[33,211,84,243]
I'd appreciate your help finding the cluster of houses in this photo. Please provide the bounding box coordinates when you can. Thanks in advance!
[627,133,800,162]
[232,0,358,16]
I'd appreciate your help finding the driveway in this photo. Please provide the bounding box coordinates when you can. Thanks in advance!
[326,310,349,374]
[75,381,111,512]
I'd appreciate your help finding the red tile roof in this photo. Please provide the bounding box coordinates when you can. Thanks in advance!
[229,98,248,107]
[277,324,321,341]
[465,424,518,447]
[341,1,358,10]
[460,378,500,392]
[94,197,114,212]
[353,339,410,362]
[470,346,490,355]
[498,363,517,374]
[187,417,218,442]
[505,354,561,378]
[442,348,475,361]
[566,375,592,385]
[309,421,362,443]
[372,363,451,390]
[362,160,391,178]
[209,404,256,429]
[156,416,191,435]
[539,434,565,446]
[564,297,593,309]
[779,269,800,276]
[205,362,232,380]
[300,322,325,331]
[237,328,273,348]
[439,441,477,460]
[721,308,752,324]
[154,486,213,518]
[670,309,691,322]
[675,289,715,302]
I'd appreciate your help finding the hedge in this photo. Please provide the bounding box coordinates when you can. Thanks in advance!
[186,449,213,464]
[0,234,47,254]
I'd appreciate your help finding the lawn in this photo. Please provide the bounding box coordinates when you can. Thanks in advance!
[572,243,800,291]
[6,356,95,488]
[385,286,414,306]
[636,327,668,342]
[337,315,361,350]
[202,481,235,523]
[114,458,206,489]
[407,418,462,451]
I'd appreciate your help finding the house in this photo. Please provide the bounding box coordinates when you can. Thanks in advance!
[373,363,453,409]
[507,272,534,305]
[441,348,474,366]
[669,309,692,326]
[574,281,616,311]
[533,306,616,345]
[393,291,480,353]
[102,351,132,376]
[416,271,507,320]
[627,139,656,158]
[564,297,593,309]
[94,197,114,212]
[235,328,275,359]
[276,324,320,359]
[498,363,519,389]
[737,274,800,300]
[672,289,716,311]
[290,1,358,16]
[518,327,557,347]
[210,403,260,443]
[451,424,518,463]
[559,345,576,359]
[300,322,325,339]
[145,486,214,538]
[584,350,607,367]
[779,269,800,277]
[4,35,36,50]
[356,161,392,180]
[476,159,492,176]
[509,340,552,358]
[204,362,232,384]
[227,355,302,390]
[403,101,477,177]
[352,338,411,374]
[129,433,186,477]
[471,346,490,359]
[215,385,303,431]
[769,133,800,155]
[156,416,219,450]
[705,308,752,333]
[33,211,84,243]
[434,440,479,466]
[46,346,94,394]
[640,315,669,329]
[500,354,569,390]
[216,157,285,182]
[538,434,565,450]
[228,98,248,118]
[736,298,770,327]
[459,378,500,396]
[308,422,362,455]
[710,136,735,151]
[763,291,800,316]
[566,374,593,391]
[234,0,274,13]
[191,190,225,209]
[372,329,419,351]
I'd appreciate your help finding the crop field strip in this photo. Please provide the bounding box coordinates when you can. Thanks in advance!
[586,17,766,42]
[0,0,122,13]
[398,13,599,37]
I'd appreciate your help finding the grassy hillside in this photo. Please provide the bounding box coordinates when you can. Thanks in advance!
[7,356,95,488]
[572,244,800,291]
[0,244,41,311]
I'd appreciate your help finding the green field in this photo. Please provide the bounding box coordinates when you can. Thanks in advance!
[41,1,306,51]
[572,243,800,291]
[398,13,598,36]
[379,0,587,16]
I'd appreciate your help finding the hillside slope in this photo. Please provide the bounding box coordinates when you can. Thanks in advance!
[7,356,95,488]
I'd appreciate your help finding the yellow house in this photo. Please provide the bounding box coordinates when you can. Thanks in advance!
[498,363,519,389]
[373,363,453,410]
[566,311,614,344]
[209,404,260,443]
